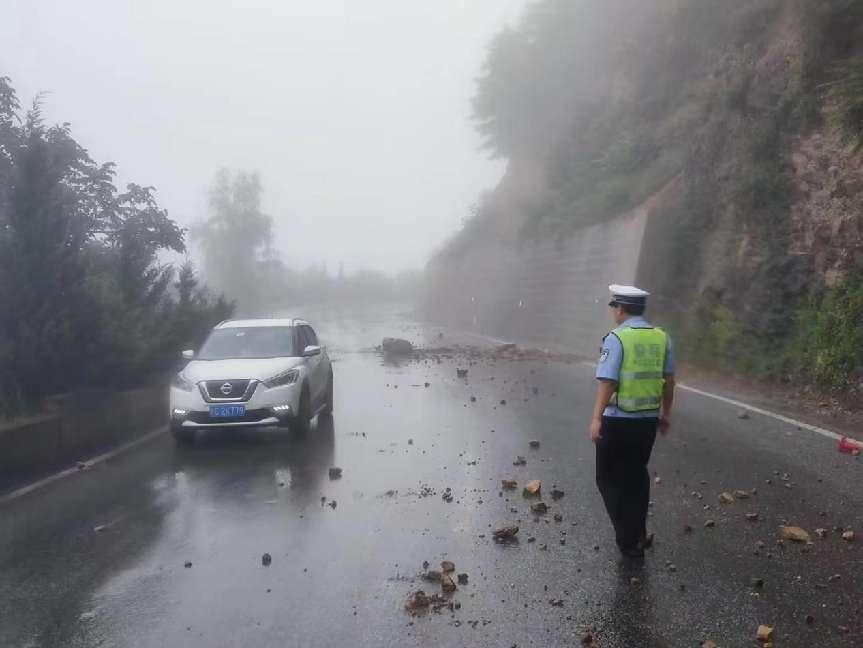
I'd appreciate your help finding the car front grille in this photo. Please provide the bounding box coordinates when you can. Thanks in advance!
[187,408,272,425]
[202,379,253,402]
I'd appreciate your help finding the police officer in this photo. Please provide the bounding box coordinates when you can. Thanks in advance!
[590,284,675,558]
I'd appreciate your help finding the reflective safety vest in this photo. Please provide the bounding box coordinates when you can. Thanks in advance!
[610,325,668,413]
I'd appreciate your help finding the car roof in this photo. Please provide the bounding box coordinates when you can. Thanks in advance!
[215,318,309,329]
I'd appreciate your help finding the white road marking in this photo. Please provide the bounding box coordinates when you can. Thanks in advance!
[0,426,166,505]
[675,382,843,441]
[577,360,843,442]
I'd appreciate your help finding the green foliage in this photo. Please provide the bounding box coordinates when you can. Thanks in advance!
[0,77,232,417]
[787,278,863,389]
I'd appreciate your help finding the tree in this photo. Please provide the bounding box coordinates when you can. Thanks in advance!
[192,169,273,313]
[0,77,232,416]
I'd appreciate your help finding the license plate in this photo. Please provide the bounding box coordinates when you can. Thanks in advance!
[210,404,246,418]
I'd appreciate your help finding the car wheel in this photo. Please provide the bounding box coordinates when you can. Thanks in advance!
[171,423,195,445]
[293,386,311,436]
[321,370,334,415]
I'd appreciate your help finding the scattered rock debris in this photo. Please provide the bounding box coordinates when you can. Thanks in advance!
[442,487,453,503]
[553,513,563,523]
[523,480,541,496]
[780,526,811,543]
[756,624,773,642]
[493,525,519,541]
[842,530,855,542]
[815,528,827,538]
[719,492,735,504]
[262,553,272,566]
[328,467,343,479]
[381,337,413,355]
[733,489,751,499]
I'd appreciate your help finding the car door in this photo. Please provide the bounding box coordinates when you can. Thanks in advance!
[300,325,324,405]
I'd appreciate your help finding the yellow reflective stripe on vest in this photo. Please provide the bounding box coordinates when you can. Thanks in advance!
[613,326,668,413]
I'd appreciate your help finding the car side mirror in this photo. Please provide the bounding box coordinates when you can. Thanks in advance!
[181,349,195,360]
[302,345,321,357]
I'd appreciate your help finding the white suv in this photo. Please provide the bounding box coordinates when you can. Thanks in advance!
[169,318,333,444]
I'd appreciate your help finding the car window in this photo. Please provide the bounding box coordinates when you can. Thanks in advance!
[198,326,296,360]
[303,325,319,346]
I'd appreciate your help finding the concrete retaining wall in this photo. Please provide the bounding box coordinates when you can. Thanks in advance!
[0,385,166,490]
[424,207,648,356]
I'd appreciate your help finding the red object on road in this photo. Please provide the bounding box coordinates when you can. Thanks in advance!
[837,436,862,454]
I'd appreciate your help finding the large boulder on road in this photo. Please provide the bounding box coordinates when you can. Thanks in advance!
[381,338,413,355]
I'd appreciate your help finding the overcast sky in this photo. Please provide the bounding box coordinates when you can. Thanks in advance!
[1,0,526,274]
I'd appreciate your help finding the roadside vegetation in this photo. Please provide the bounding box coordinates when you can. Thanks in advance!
[435,0,863,397]
[0,77,232,417]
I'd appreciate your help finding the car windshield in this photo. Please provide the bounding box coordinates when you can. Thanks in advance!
[196,327,296,360]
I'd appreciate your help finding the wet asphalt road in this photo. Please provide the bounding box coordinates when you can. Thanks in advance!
[1,305,861,648]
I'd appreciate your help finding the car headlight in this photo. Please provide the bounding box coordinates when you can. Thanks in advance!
[264,368,299,388]
[172,372,196,392]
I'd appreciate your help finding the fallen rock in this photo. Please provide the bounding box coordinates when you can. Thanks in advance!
[815,528,827,538]
[549,598,564,607]
[746,512,759,521]
[499,399,507,405]
[262,553,272,566]
[553,513,563,523]
[493,525,519,540]
[550,489,565,500]
[423,570,443,583]
[501,479,517,490]
[513,456,526,466]
[441,561,455,573]
[457,573,468,585]
[184,560,193,568]
[529,440,540,449]
[328,467,343,479]
[780,526,811,543]
[405,590,430,613]
[718,492,735,504]
[441,573,457,593]
[842,530,855,541]
[456,368,468,378]
[442,487,453,503]
[530,502,549,514]
[733,489,750,499]
[704,519,715,528]
[382,337,413,355]
[756,624,773,642]
[523,480,541,496]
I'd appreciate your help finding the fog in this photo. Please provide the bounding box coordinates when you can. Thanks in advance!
[1,0,526,274]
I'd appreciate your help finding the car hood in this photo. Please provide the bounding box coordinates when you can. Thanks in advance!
[182,357,303,382]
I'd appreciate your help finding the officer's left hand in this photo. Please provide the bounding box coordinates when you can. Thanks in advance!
[659,416,671,435]
[589,418,602,444]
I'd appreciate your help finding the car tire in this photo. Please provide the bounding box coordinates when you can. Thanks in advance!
[171,423,195,445]
[321,370,334,415]
[293,386,311,436]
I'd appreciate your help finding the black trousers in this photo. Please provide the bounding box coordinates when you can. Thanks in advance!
[595,416,658,549]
